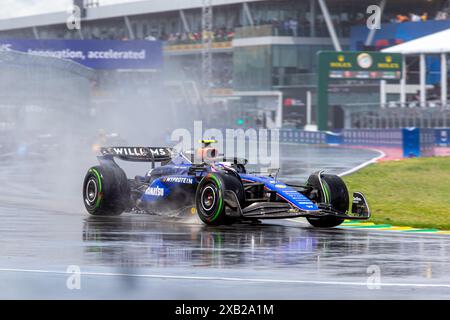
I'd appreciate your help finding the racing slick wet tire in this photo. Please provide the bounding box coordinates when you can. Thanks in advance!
[306,173,349,228]
[195,173,244,226]
[83,165,130,216]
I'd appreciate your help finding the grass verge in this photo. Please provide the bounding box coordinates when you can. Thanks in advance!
[343,157,450,230]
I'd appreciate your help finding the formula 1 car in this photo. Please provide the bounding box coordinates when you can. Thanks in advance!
[82,141,370,228]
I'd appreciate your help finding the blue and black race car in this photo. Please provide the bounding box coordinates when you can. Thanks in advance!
[82,141,370,228]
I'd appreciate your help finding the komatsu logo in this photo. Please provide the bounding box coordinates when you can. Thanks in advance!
[113,147,146,156]
[165,177,193,184]
[145,186,164,197]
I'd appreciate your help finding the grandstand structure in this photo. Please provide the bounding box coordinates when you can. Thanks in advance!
[0,0,449,129]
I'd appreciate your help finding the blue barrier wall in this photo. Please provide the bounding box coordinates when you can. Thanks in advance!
[403,128,420,157]
[279,128,444,149]
[282,129,403,146]
[282,129,402,146]
[420,129,436,157]
[402,128,436,157]
[216,128,440,158]
[339,129,403,146]
[276,128,436,158]
[435,129,450,146]
[279,129,326,144]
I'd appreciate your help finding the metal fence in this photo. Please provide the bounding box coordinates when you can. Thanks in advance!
[278,128,437,155]
[0,50,95,134]
[345,104,450,129]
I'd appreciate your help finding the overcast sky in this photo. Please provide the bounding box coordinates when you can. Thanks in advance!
[0,0,145,19]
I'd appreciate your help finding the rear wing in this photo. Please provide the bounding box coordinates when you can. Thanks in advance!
[100,147,175,166]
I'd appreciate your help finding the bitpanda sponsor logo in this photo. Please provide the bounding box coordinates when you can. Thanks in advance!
[165,177,194,184]
[145,186,165,197]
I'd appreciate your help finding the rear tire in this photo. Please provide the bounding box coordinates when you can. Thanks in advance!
[306,173,349,228]
[83,165,130,216]
[195,173,244,226]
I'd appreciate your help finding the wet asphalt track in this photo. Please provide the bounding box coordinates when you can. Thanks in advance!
[0,144,449,299]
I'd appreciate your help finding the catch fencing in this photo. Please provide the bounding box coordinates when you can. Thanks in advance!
[0,49,95,134]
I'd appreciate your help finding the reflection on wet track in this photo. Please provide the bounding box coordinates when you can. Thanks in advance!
[82,216,322,269]
[0,144,449,299]
[81,216,450,278]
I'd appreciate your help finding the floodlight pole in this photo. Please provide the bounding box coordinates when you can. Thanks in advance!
[420,53,427,108]
[180,10,191,33]
[317,0,342,52]
[32,26,40,40]
[202,0,213,105]
[306,90,312,126]
[317,52,329,131]
[309,0,316,37]
[441,53,448,109]
[124,16,135,40]
[365,0,386,47]
[243,2,254,26]
[380,80,387,108]
[400,55,407,107]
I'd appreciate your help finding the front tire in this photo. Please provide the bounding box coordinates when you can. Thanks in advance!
[195,173,243,225]
[83,165,130,216]
[306,172,349,228]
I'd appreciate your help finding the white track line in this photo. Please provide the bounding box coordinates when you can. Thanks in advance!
[338,148,386,177]
[0,268,449,288]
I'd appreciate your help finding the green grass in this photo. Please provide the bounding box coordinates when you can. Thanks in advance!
[343,157,450,230]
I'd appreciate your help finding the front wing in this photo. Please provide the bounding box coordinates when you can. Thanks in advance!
[225,191,370,220]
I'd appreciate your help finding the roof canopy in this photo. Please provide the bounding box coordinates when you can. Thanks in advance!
[0,0,262,31]
[382,28,450,55]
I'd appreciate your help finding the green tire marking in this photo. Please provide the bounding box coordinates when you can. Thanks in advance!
[208,174,223,222]
[322,181,330,204]
[341,220,447,233]
[89,168,103,209]
[343,224,392,229]
[215,233,222,248]
[404,229,439,233]
[341,223,448,233]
